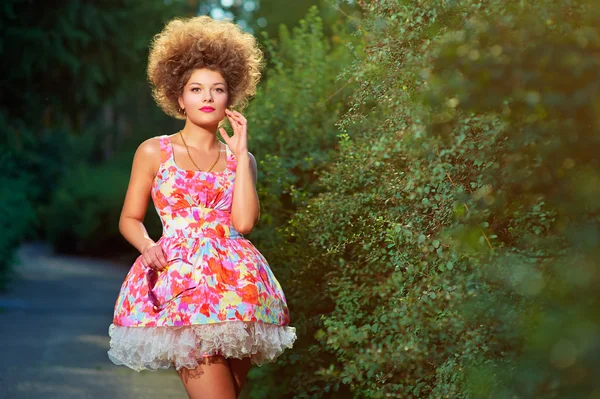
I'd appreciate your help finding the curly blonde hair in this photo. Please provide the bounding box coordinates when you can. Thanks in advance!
[147,16,264,119]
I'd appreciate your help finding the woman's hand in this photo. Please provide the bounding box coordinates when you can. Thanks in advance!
[141,242,168,271]
[220,109,248,157]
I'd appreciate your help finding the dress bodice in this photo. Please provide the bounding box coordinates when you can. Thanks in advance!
[151,135,242,239]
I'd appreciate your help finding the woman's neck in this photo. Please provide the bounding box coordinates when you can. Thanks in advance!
[178,122,220,151]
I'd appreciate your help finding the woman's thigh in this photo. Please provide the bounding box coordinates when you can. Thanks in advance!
[176,355,236,399]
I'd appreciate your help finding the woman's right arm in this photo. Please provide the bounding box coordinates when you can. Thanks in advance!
[119,138,167,269]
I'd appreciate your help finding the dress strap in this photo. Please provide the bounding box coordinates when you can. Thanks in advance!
[225,144,237,173]
[159,135,174,165]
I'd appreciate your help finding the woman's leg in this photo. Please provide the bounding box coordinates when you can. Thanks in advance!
[176,355,237,399]
[227,357,252,397]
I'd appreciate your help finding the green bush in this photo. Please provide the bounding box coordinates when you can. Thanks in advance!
[257,1,600,398]
[426,2,600,396]
[238,7,360,394]
[244,5,358,249]
[0,150,35,290]
[1,0,188,261]
[44,150,162,258]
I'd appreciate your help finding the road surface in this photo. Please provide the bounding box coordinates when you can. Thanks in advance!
[0,243,187,399]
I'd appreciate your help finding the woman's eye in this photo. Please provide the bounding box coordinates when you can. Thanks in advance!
[216,88,225,93]
[191,87,200,92]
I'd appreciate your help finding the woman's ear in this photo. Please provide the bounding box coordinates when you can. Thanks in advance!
[177,95,184,110]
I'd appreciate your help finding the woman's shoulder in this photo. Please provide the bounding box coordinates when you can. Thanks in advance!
[136,135,170,155]
[133,135,171,170]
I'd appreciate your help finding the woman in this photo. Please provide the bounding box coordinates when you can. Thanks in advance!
[107,15,296,398]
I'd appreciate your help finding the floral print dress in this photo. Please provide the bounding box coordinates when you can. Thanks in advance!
[107,135,296,371]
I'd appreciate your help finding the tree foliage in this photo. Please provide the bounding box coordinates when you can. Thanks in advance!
[0,0,190,279]
[0,148,35,290]
[241,6,358,250]
[1,0,187,128]
[251,1,600,397]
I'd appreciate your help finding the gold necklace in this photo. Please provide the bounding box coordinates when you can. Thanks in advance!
[178,130,221,172]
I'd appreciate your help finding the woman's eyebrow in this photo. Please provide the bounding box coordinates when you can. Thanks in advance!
[189,82,226,86]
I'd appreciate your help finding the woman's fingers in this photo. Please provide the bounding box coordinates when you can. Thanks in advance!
[220,127,232,145]
[156,250,168,269]
[142,248,164,271]
[150,255,159,270]
[143,253,155,270]
[226,109,244,126]
[224,112,237,127]
[227,114,241,130]
[229,110,247,125]
[150,248,168,270]
[233,111,247,124]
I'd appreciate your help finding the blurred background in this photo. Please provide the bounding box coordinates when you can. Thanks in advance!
[1,0,599,398]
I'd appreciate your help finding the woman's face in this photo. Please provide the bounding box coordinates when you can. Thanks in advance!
[178,68,229,126]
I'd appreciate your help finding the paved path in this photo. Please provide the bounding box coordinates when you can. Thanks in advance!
[0,243,187,399]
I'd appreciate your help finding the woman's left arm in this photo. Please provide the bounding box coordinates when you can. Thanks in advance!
[221,109,260,234]
[231,151,260,234]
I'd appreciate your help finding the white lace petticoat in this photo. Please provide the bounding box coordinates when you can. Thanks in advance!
[107,320,297,371]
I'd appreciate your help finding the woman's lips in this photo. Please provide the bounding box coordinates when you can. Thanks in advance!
[200,107,215,112]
